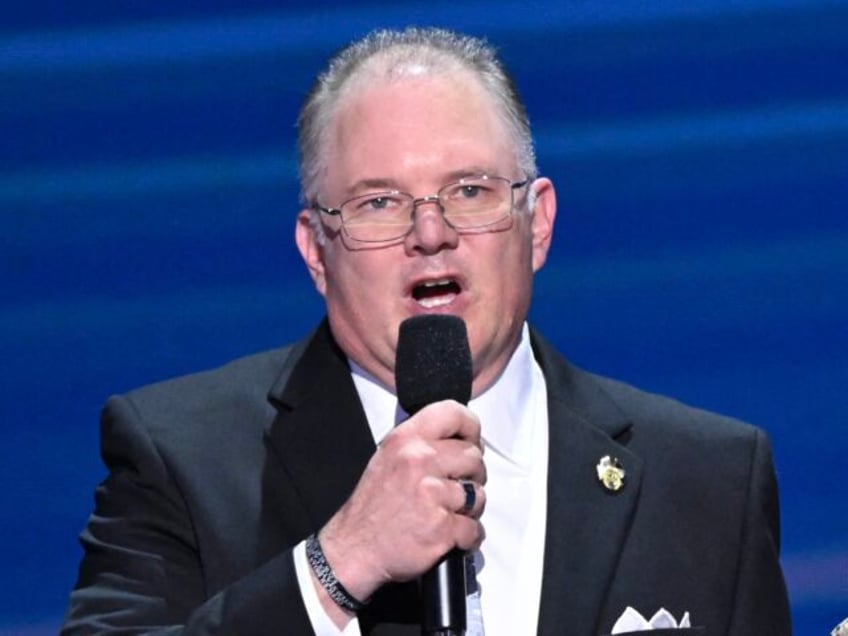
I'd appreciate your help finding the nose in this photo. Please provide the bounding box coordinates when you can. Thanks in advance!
[404,196,459,255]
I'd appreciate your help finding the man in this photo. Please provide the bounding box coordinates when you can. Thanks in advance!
[63,27,791,635]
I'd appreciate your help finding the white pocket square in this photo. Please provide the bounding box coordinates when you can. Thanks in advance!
[611,606,692,632]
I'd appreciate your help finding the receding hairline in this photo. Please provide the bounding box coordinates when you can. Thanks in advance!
[333,46,477,104]
[297,28,538,204]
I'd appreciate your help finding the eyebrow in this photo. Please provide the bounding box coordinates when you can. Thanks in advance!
[444,166,499,182]
[346,167,500,195]
[347,178,400,193]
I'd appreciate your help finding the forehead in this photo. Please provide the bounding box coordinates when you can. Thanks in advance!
[321,70,515,192]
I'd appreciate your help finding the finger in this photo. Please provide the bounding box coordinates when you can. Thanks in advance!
[455,479,486,518]
[453,515,485,553]
[427,478,485,518]
[431,438,486,483]
[411,401,482,446]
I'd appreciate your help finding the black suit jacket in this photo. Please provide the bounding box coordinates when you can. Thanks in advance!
[63,321,790,635]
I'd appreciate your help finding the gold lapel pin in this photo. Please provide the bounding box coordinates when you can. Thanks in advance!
[596,455,626,492]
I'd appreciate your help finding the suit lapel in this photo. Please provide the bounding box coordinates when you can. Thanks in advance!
[532,332,644,636]
[263,320,420,633]
[264,320,377,529]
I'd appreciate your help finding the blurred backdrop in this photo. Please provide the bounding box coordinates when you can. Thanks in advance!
[1,1,846,633]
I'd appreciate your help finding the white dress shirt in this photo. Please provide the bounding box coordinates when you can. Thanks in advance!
[294,323,549,635]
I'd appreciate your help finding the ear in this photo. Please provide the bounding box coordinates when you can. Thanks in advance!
[528,177,557,272]
[295,209,327,296]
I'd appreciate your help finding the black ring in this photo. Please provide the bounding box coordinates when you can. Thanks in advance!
[459,480,476,515]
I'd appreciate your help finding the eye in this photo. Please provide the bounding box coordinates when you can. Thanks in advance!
[350,193,404,213]
[365,196,390,210]
[443,179,499,205]
[459,185,482,198]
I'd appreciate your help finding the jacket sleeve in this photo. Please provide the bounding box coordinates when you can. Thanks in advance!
[61,394,315,635]
[727,429,792,635]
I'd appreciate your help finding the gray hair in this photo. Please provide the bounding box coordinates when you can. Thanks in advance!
[297,27,538,206]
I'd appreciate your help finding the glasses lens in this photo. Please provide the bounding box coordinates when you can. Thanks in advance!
[334,177,518,242]
[341,192,413,242]
[440,177,512,229]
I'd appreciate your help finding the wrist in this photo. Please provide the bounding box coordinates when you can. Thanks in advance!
[306,532,369,613]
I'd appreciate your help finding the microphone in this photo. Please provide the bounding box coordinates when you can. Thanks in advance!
[396,315,473,636]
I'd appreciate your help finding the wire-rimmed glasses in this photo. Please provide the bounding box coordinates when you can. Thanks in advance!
[314,175,531,244]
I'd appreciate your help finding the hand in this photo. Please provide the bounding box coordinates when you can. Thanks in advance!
[317,400,486,604]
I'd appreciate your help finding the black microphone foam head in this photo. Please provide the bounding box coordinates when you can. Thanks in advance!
[395,315,473,415]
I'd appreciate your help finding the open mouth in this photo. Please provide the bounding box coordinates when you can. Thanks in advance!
[411,278,461,309]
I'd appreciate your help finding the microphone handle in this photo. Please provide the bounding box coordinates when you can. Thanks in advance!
[421,548,467,635]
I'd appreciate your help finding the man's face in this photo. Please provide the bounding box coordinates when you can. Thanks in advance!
[296,70,556,394]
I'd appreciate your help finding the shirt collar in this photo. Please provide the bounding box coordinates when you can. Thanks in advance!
[351,323,538,465]
[470,323,537,465]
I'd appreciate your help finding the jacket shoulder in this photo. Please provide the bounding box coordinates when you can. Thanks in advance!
[531,327,764,449]
[590,371,761,441]
[108,341,304,438]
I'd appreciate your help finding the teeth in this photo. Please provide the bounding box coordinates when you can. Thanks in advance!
[412,278,459,307]
[423,279,452,288]
[418,295,454,308]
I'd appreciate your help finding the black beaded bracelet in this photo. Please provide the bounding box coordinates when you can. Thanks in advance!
[305,533,367,613]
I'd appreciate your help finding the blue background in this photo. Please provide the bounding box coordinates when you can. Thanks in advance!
[1,1,846,633]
